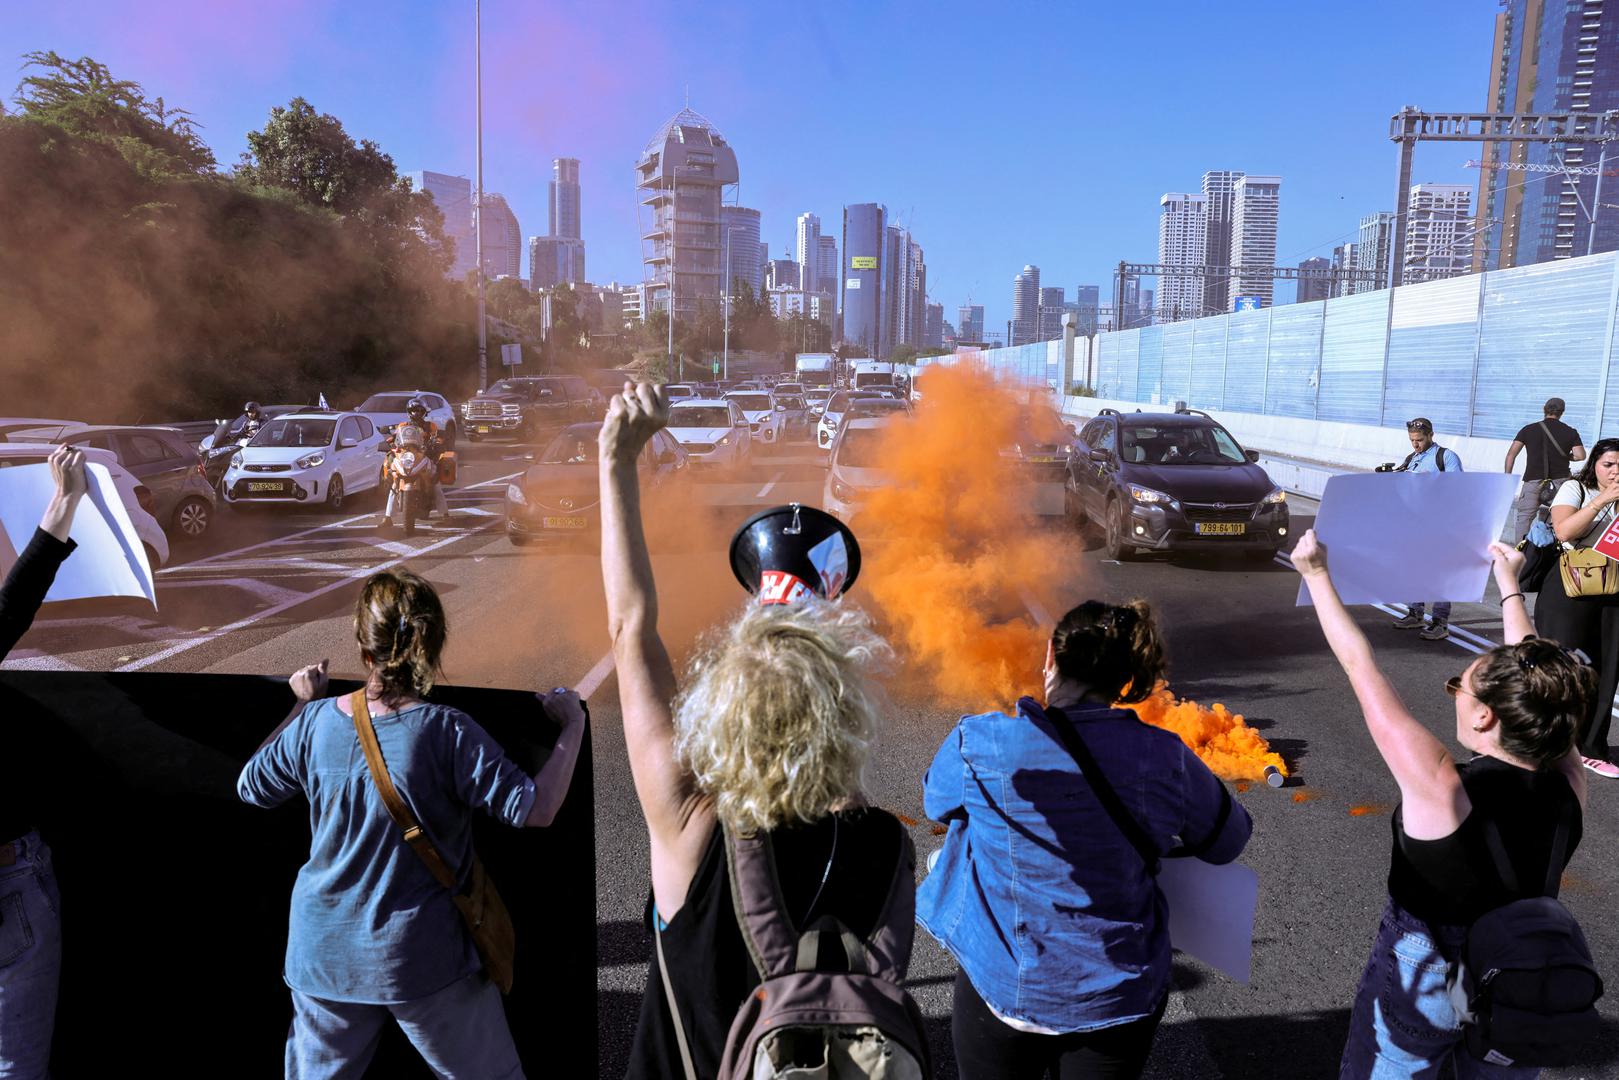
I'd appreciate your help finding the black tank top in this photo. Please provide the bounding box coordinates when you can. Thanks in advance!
[1388,755,1581,926]
[625,807,905,1080]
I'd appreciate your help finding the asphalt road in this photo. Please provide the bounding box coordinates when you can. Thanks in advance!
[9,435,1619,1079]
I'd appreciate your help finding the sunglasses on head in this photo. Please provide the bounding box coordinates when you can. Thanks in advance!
[1447,640,1592,698]
[1445,675,1471,699]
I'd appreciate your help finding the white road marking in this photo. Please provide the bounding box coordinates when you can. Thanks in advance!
[4,654,84,671]
[115,518,502,673]
[575,650,618,699]
[754,471,784,499]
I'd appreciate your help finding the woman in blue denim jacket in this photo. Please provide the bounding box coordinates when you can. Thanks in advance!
[917,599,1253,1079]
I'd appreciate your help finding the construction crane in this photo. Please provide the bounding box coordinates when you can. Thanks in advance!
[1464,158,1619,177]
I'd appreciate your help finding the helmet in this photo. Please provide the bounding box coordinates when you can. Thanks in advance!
[244,401,261,415]
[406,398,427,420]
[729,503,861,604]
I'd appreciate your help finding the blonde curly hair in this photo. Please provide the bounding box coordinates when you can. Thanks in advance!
[673,599,892,834]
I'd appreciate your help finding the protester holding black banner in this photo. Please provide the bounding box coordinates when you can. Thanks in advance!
[916,599,1251,1080]
[1293,531,1595,1077]
[598,384,916,1079]
[236,568,586,1079]
[1505,398,1585,543]
[0,445,85,1078]
[1539,439,1619,780]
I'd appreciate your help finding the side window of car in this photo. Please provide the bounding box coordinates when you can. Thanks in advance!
[120,435,170,465]
[338,417,361,445]
[426,396,445,411]
[356,417,375,439]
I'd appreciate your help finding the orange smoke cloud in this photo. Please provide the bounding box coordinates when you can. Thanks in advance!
[857,363,1075,705]
[1120,684,1288,783]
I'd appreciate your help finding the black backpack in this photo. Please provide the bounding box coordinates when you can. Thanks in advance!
[1446,804,1604,1068]
[1399,443,1450,472]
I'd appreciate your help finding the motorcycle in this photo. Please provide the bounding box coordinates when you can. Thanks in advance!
[199,417,259,493]
[381,423,456,536]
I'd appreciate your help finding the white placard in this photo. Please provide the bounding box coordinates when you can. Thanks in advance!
[846,278,861,290]
[1159,857,1259,984]
[1296,472,1519,607]
[501,343,523,366]
[0,463,156,606]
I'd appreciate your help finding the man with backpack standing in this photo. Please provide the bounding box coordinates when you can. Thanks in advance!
[1505,397,1586,543]
[1387,418,1466,641]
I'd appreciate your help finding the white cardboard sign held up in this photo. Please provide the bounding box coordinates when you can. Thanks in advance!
[1297,472,1518,607]
[1159,857,1260,984]
[0,463,157,606]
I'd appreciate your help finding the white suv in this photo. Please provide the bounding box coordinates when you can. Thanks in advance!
[221,411,387,512]
[355,391,458,448]
[724,391,783,447]
[666,399,753,469]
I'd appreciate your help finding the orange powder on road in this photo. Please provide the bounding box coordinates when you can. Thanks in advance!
[1121,683,1288,783]
[1349,804,1391,817]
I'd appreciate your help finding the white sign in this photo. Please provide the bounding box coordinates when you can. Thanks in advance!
[0,463,157,606]
[501,343,523,366]
[1159,858,1259,984]
[846,278,861,290]
[1297,472,1519,607]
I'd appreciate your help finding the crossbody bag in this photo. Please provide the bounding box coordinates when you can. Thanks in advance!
[1556,484,1619,599]
[1535,422,1570,504]
[350,689,517,993]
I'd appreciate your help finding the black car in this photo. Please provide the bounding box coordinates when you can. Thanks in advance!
[1066,408,1289,561]
[462,376,599,442]
[504,422,687,547]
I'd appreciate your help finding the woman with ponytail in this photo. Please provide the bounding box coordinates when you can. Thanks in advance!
[918,599,1253,1079]
[237,568,587,1079]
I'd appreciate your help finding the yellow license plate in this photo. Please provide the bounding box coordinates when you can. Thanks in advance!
[542,515,589,529]
[477,425,491,434]
[1195,522,1246,535]
[246,482,284,492]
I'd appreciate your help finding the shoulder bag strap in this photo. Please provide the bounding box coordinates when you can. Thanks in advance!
[1480,802,1572,899]
[348,689,458,892]
[1538,421,1568,464]
[654,925,699,1080]
[1045,706,1161,876]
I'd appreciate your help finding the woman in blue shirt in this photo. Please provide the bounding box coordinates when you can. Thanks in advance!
[918,599,1253,1080]
[238,569,587,1080]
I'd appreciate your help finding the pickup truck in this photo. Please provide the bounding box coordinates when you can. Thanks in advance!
[460,375,602,442]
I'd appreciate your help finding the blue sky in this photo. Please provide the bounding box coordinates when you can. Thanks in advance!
[4,0,1495,334]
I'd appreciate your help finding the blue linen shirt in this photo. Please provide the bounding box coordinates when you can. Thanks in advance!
[237,697,537,1003]
[916,697,1252,1033]
[1405,444,1463,474]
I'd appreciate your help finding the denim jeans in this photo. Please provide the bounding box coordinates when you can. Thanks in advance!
[1340,898,1537,1080]
[0,831,61,1080]
[286,971,523,1080]
[1408,602,1452,624]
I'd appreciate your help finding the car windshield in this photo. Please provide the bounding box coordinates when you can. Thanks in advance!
[730,394,772,411]
[541,430,598,464]
[1018,407,1070,444]
[358,394,417,412]
[776,395,805,407]
[670,406,732,428]
[488,380,524,394]
[806,390,831,405]
[1120,423,1246,465]
[836,426,888,468]
[849,400,908,417]
[249,418,335,448]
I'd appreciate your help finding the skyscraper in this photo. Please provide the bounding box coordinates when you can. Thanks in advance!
[1038,286,1067,342]
[1296,256,1331,303]
[1478,0,1619,270]
[1201,171,1244,315]
[1074,285,1100,336]
[766,258,801,291]
[721,205,763,296]
[1011,265,1041,345]
[1404,184,1475,283]
[1157,193,1206,322]
[796,213,821,298]
[549,158,581,240]
[841,203,887,356]
[406,170,476,279]
[816,236,838,297]
[1228,175,1281,309]
[1358,211,1395,290]
[924,302,944,348]
[1331,242,1360,296]
[636,107,740,325]
[477,193,522,280]
[529,236,585,290]
[957,303,985,343]
[884,227,926,352]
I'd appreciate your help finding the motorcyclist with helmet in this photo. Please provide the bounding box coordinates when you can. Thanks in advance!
[379,398,452,527]
[242,402,264,439]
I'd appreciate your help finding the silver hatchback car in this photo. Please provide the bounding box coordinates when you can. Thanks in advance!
[51,425,219,541]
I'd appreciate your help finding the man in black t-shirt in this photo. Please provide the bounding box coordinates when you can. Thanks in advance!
[1504,397,1586,541]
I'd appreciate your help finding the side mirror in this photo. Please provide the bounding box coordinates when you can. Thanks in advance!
[340,438,358,449]
[776,404,787,412]
[1065,424,1078,437]
[539,388,554,397]
[1088,448,1110,463]
[1245,449,1260,463]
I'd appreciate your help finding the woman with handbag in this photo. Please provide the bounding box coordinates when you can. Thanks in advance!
[237,568,587,1080]
[1293,532,1592,1078]
[916,599,1253,1080]
[1539,438,1619,778]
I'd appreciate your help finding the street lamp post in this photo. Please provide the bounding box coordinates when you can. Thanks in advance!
[722,225,747,382]
[474,0,486,391]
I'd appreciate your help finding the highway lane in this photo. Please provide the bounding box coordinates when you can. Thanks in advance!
[8,442,1618,1078]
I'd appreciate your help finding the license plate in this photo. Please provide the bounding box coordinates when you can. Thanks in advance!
[246,481,286,493]
[542,515,588,529]
[1195,522,1246,535]
[1028,456,1058,463]
[477,425,491,434]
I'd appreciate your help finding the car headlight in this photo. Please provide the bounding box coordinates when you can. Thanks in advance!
[830,478,861,502]
[506,483,526,505]
[1127,483,1178,508]
[719,435,731,446]
[1262,487,1287,505]
[229,452,242,469]
[295,451,325,470]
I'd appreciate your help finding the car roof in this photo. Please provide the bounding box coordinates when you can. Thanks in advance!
[723,390,770,398]
[272,411,348,421]
[54,424,185,437]
[0,441,120,465]
[672,398,732,408]
[554,422,603,438]
[1113,413,1220,427]
[361,390,441,399]
[842,417,893,430]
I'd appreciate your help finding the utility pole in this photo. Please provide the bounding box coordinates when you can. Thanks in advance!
[474,0,487,391]
[1591,140,1612,257]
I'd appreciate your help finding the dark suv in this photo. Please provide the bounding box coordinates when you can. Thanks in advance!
[1066,408,1289,561]
[461,376,601,442]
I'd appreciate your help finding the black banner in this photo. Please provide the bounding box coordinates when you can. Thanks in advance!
[0,671,595,1078]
